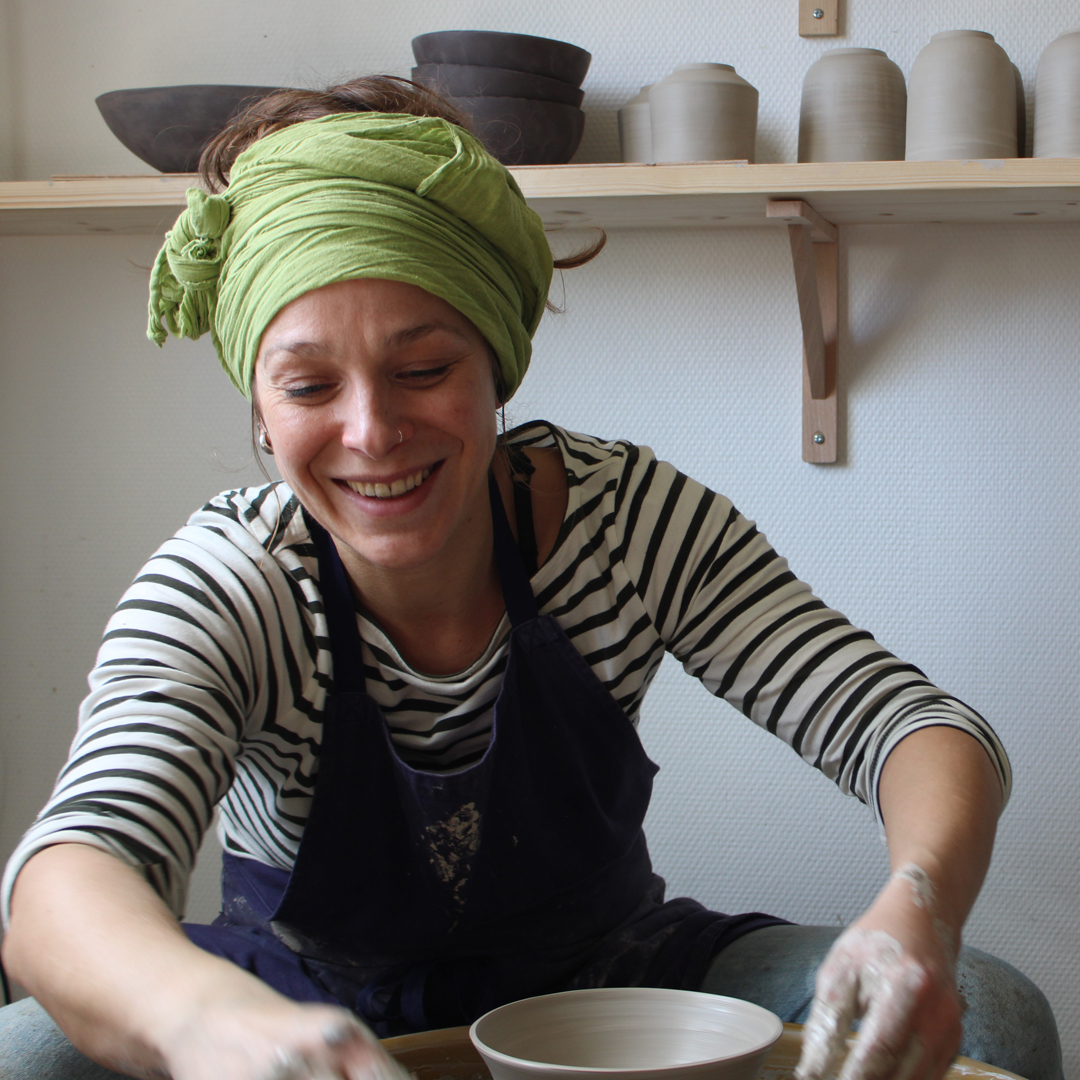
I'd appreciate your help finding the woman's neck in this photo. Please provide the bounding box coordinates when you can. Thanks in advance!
[332,458,507,677]
[328,443,567,677]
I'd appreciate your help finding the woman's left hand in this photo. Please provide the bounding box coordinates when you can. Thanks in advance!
[796,864,964,1080]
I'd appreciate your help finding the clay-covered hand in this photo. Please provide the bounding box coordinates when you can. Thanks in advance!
[154,999,411,1080]
[795,865,964,1080]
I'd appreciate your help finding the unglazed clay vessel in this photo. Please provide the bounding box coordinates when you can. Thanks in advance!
[798,47,906,162]
[1034,28,1080,156]
[470,988,782,1080]
[906,30,1017,159]
[1013,63,1028,155]
[649,63,758,162]
[618,85,653,162]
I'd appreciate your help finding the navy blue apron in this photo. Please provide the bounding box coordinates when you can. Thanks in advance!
[185,473,786,1034]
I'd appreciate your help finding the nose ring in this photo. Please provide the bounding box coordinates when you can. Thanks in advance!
[397,429,404,445]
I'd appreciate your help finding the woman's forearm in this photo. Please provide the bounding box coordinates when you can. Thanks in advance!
[876,724,1003,939]
[2,843,282,1076]
[797,725,1006,1080]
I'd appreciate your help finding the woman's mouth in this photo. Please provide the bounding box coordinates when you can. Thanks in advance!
[342,466,433,500]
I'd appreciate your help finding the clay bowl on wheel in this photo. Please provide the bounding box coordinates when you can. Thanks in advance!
[469,988,783,1080]
[412,31,591,87]
[452,97,584,165]
[412,64,584,108]
[384,1022,1028,1080]
[95,84,284,173]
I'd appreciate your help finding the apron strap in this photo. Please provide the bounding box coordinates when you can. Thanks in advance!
[309,513,368,695]
[488,471,540,627]
[507,444,538,577]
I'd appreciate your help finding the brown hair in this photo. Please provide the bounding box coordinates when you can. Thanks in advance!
[200,74,605,273]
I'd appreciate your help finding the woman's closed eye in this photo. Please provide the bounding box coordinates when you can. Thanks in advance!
[282,382,335,399]
[397,363,454,384]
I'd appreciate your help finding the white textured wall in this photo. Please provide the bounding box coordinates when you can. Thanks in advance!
[1,0,1078,1074]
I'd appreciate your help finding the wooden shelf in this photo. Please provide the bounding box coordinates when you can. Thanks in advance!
[2,159,1079,236]
[4,160,1076,464]
[519,158,1080,229]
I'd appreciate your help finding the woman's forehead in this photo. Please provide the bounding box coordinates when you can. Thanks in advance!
[258,278,484,356]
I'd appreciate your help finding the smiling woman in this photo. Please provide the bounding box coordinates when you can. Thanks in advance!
[0,75,1062,1080]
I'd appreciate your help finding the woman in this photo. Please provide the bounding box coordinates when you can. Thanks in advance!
[0,79,1062,1080]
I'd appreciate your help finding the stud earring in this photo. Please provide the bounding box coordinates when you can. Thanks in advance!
[258,427,274,455]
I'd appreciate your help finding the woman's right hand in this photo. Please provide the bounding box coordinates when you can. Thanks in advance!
[4,846,410,1080]
[158,998,409,1080]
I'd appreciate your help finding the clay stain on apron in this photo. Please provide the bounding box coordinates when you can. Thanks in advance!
[424,801,482,906]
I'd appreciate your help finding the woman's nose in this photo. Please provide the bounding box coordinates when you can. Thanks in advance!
[338,384,404,458]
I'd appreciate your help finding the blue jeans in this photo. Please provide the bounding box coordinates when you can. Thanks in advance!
[0,925,1063,1080]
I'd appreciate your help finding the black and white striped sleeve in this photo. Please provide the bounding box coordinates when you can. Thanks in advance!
[1,514,280,924]
[615,453,1011,820]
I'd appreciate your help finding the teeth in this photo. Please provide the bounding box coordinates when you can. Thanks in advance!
[346,467,431,499]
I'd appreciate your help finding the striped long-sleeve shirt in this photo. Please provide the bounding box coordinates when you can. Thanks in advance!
[1,423,1010,924]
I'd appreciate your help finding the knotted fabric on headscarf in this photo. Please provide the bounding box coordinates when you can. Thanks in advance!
[147,112,554,399]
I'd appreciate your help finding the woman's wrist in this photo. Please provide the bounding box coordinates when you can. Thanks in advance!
[142,956,287,1069]
[859,862,962,970]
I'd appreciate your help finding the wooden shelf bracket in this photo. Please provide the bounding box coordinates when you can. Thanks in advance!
[767,199,839,463]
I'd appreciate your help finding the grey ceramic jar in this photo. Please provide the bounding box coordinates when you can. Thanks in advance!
[618,86,653,162]
[1034,28,1080,157]
[799,47,907,162]
[906,30,1017,160]
[649,63,758,163]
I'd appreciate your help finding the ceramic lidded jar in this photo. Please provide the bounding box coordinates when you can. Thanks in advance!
[618,86,653,162]
[906,30,1017,159]
[799,47,907,162]
[649,63,758,163]
[1034,28,1080,157]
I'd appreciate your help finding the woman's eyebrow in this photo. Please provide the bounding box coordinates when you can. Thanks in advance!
[262,340,330,365]
[386,321,472,349]
[262,323,471,367]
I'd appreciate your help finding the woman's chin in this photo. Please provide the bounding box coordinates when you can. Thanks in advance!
[332,531,453,575]
[324,495,463,573]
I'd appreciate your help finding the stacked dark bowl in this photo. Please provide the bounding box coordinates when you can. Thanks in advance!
[412,31,590,165]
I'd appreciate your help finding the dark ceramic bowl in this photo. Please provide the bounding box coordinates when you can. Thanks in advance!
[452,96,585,165]
[95,84,284,173]
[412,31,591,87]
[413,63,584,108]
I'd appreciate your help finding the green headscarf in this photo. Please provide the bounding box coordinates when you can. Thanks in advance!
[147,112,553,399]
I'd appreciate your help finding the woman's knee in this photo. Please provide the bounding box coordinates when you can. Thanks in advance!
[699,924,842,1023]
[955,946,1062,1080]
[0,997,128,1080]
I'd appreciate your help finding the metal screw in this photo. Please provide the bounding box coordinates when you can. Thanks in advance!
[812,432,826,444]
[812,7,824,16]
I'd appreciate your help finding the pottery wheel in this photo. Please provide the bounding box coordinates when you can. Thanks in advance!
[382,1023,1026,1080]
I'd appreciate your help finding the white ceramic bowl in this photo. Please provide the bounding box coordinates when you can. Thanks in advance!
[469,987,783,1080]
